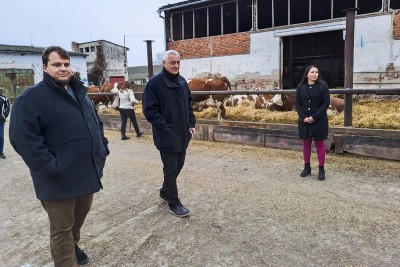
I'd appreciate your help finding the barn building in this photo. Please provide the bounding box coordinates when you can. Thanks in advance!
[71,40,129,84]
[0,44,87,100]
[158,0,400,90]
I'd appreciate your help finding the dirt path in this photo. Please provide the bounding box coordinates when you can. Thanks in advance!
[1,125,399,267]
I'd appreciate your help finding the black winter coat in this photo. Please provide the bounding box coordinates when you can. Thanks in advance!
[9,73,109,201]
[142,69,196,152]
[295,81,330,141]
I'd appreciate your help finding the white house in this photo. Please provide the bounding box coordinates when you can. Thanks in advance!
[0,44,87,99]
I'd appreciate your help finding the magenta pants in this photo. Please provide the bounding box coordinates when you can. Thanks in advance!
[303,138,325,166]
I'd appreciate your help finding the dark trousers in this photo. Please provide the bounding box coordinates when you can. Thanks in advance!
[160,151,186,207]
[119,108,140,135]
[0,122,4,154]
[41,194,93,267]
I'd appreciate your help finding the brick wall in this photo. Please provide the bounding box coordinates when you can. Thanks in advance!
[167,32,250,59]
[394,10,400,39]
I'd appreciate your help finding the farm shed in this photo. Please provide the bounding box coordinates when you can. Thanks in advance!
[158,0,400,90]
[0,44,87,100]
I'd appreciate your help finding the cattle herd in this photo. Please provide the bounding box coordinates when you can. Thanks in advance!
[88,77,345,120]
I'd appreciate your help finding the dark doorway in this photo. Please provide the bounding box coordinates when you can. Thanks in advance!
[282,30,344,89]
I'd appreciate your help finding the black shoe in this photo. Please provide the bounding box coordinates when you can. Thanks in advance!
[300,163,311,177]
[137,132,144,137]
[169,203,190,217]
[0,153,5,159]
[75,245,90,265]
[318,166,325,181]
[121,136,130,140]
[159,194,168,204]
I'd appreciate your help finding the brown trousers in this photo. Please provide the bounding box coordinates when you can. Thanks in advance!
[41,194,93,267]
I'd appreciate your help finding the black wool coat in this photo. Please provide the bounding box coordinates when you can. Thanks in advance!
[295,81,330,141]
[9,73,109,201]
[142,69,196,152]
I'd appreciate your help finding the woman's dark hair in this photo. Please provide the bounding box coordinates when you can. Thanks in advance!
[42,46,70,66]
[300,65,320,84]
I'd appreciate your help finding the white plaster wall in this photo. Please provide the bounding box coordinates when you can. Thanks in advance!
[180,31,280,85]
[103,42,127,79]
[0,53,88,86]
[354,14,397,72]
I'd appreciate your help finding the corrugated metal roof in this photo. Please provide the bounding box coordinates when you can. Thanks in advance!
[0,44,87,57]
[158,0,211,12]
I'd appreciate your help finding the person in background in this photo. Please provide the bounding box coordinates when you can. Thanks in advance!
[142,50,196,217]
[9,46,109,266]
[295,65,330,181]
[111,85,143,140]
[0,88,10,159]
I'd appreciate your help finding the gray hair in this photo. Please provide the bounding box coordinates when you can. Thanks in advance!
[162,50,180,61]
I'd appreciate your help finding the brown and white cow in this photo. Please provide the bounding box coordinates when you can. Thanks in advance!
[89,81,131,108]
[226,94,259,107]
[328,96,345,115]
[255,94,296,111]
[188,77,231,120]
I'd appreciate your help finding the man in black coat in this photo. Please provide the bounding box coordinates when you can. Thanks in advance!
[9,46,109,266]
[142,50,196,218]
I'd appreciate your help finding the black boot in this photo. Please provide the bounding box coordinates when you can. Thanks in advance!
[300,163,311,177]
[121,132,130,140]
[318,166,325,181]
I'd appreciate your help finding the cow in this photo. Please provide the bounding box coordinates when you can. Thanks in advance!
[328,96,345,115]
[255,93,296,111]
[188,77,231,120]
[226,94,259,107]
[89,81,131,108]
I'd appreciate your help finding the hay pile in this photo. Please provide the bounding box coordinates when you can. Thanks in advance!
[99,99,400,130]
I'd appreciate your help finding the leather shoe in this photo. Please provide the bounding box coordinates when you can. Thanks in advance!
[169,204,190,217]
[137,132,144,137]
[75,245,90,265]
[0,153,5,159]
[121,136,130,140]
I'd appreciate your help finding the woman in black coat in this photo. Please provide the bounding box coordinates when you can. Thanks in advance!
[295,65,330,180]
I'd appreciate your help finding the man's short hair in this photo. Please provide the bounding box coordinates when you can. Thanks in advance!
[42,46,70,66]
[162,50,180,61]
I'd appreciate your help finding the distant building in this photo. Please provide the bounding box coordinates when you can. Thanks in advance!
[128,65,163,85]
[0,44,87,99]
[72,40,129,84]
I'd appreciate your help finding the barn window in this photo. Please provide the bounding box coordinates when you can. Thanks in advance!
[85,47,89,53]
[79,48,84,53]
[311,0,331,21]
[333,0,355,18]
[239,0,253,32]
[195,8,208,38]
[274,0,289,26]
[392,0,400,9]
[290,0,310,24]
[257,0,273,29]
[209,5,222,36]
[357,0,382,14]
[223,2,237,34]
[172,13,183,41]
[90,46,95,52]
[184,11,194,39]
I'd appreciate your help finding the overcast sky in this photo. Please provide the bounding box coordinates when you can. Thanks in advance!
[0,0,183,66]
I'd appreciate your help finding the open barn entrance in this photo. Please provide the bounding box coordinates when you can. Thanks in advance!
[282,30,344,89]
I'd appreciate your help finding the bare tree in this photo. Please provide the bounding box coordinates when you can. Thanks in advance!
[88,45,107,85]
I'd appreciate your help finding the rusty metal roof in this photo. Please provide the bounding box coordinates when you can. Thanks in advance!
[0,44,86,57]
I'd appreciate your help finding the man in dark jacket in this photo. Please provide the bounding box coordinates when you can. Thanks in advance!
[0,88,10,159]
[9,46,109,266]
[142,50,196,218]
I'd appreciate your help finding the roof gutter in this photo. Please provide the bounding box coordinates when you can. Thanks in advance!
[157,0,212,13]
